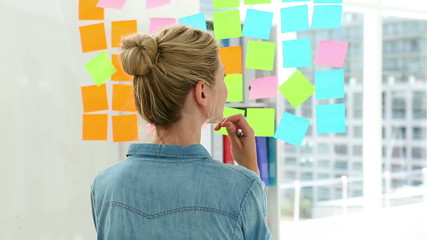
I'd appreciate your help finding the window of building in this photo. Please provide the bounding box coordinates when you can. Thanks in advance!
[413,127,426,140]
[318,160,330,168]
[412,147,426,159]
[353,145,362,156]
[317,143,330,155]
[391,126,406,139]
[353,126,362,138]
[334,144,348,155]
[285,157,297,166]
[334,161,348,170]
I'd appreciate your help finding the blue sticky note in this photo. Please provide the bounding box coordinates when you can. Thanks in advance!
[281,5,309,33]
[282,38,312,68]
[274,112,310,146]
[315,69,344,100]
[243,9,273,40]
[314,0,342,3]
[178,13,207,31]
[312,5,342,29]
[316,103,347,133]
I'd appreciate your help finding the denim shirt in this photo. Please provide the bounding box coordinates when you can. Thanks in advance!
[91,143,272,240]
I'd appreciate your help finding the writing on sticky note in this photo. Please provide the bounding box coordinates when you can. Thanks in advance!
[96,0,126,9]
[312,5,342,29]
[79,0,104,20]
[213,10,242,40]
[85,51,117,85]
[149,18,176,34]
[146,0,171,9]
[245,0,271,5]
[215,107,246,135]
[243,9,273,40]
[178,13,207,31]
[111,20,137,48]
[111,54,132,81]
[214,0,239,9]
[112,114,139,142]
[249,76,278,100]
[281,5,309,33]
[279,70,315,108]
[79,23,108,53]
[81,84,109,113]
[225,74,243,102]
[82,114,108,140]
[315,69,345,100]
[282,38,311,68]
[314,40,349,67]
[274,112,309,146]
[247,108,275,137]
[316,103,347,133]
[246,41,276,71]
[112,84,137,112]
[219,46,242,74]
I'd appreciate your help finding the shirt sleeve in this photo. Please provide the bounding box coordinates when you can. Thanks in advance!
[239,178,272,240]
[90,182,97,231]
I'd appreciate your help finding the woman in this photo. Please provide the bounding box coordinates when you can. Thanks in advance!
[90,25,272,240]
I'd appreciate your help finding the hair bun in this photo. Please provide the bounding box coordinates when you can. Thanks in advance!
[120,33,158,76]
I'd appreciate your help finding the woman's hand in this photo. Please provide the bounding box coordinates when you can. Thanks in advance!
[214,114,260,176]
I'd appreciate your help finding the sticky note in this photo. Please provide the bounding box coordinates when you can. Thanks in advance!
[111,20,137,48]
[215,107,246,135]
[146,0,171,9]
[314,0,343,3]
[214,0,239,9]
[111,54,132,81]
[82,114,108,140]
[213,10,242,40]
[246,41,276,71]
[279,70,315,108]
[219,46,242,74]
[225,74,243,102]
[312,5,342,29]
[249,76,278,100]
[247,108,275,137]
[112,84,137,112]
[79,0,104,20]
[282,38,312,68]
[96,0,126,9]
[112,114,139,142]
[245,0,271,5]
[149,18,177,34]
[81,84,109,113]
[281,5,309,33]
[79,23,108,53]
[316,103,347,133]
[314,40,349,67]
[85,51,117,85]
[274,112,309,146]
[178,13,207,31]
[315,69,344,100]
[243,9,273,40]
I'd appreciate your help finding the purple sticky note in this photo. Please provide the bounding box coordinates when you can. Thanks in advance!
[146,0,172,9]
[314,40,349,68]
[249,76,278,100]
[96,0,127,9]
[149,18,176,34]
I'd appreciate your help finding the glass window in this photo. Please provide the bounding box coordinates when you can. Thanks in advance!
[301,172,313,180]
[317,173,330,179]
[334,144,348,155]
[353,92,363,119]
[317,187,330,201]
[391,127,406,139]
[285,157,297,166]
[318,160,330,168]
[391,146,407,158]
[353,145,362,156]
[413,92,427,119]
[317,143,330,155]
[353,162,363,171]
[413,127,426,140]
[334,161,348,170]
[285,171,296,179]
[353,126,363,138]
[391,91,406,119]
[412,147,426,159]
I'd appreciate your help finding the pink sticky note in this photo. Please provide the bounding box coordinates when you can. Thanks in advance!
[249,76,278,100]
[149,18,176,34]
[314,40,349,68]
[146,123,156,134]
[96,0,127,9]
[146,0,172,9]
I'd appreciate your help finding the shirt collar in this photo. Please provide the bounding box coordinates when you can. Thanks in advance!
[126,143,212,159]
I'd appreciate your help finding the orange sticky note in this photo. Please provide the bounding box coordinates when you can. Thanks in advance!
[111,54,132,81]
[79,23,108,53]
[81,84,109,113]
[112,114,139,142]
[112,84,137,112]
[219,46,242,74]
[112,20,137,48]
[79,0,104,20]
[82,114,108,140]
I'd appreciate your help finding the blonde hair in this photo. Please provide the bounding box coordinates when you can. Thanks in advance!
[120,25,219,133]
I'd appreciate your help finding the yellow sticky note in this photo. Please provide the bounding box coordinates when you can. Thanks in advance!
[81,84,109,113]
[225,74,243,102]
[79,0,104,20]
[247,108,275,137]
[112,84,137,112]
[112,20,137,48]
[112,114,139,142]
[111,54,132,81]
[82,114,108,140]
[215,107,246,135]
[79,23,108,53]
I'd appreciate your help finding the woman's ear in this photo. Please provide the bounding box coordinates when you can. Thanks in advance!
[194,81,209,107]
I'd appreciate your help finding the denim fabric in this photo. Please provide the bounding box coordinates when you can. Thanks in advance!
[91,143,271,240]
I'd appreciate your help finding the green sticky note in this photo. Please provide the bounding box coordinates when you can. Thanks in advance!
[225,74,243,102]
[215,107,246,135]
[247,108,275,137]
[214,0,239,9]
[245,0,271,5]
[279,70,315,109]
[213,10,242,40]
[246,41,276,71]
[85,51,117,85]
